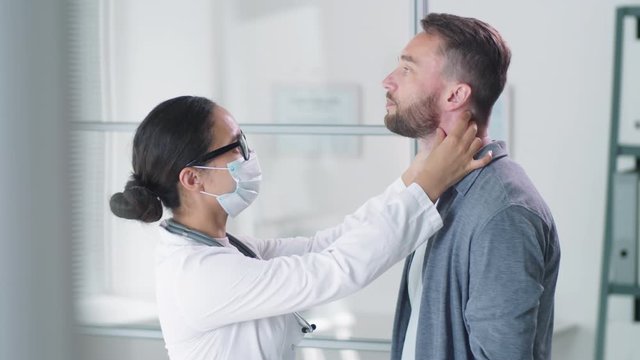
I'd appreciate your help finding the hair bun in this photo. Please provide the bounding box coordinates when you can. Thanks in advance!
[109,180,163,223]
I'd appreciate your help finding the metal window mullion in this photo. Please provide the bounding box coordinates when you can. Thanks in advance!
[70,122,393,136]
[297,337,391,352]
[77,326,391,352]
[410,0,428,155]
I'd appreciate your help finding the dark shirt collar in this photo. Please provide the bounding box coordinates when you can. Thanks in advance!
[453,140,509,196]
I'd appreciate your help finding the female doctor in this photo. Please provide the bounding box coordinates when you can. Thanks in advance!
[109,96,490,360]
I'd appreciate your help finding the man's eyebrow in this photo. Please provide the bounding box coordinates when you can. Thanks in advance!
[400,54,418,65]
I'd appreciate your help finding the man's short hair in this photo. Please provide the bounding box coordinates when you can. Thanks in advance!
[421,13,511,124]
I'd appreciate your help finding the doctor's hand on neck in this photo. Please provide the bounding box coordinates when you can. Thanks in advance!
[402,111,492,202]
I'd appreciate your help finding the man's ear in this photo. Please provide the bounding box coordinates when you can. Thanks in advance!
[178,167,203,192]
[445,83,472,111]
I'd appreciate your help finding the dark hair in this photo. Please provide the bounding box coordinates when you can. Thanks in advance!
[421,13,511,124]
[109,96,216,222]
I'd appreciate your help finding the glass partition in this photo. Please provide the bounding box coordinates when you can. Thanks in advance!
[71,0,423,356]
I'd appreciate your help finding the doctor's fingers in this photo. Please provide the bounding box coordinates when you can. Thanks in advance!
[465,137,484,157]
[431,127,446,149]
[446,111,473,139]
[467,150,493,172]
[460,121,479,147]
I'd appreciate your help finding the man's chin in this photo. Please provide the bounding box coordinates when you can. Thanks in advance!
[384,119,417,139]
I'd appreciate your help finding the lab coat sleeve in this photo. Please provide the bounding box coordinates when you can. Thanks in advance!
[174,183,441,331]
[245,178,408,259]
[465,205,548,360]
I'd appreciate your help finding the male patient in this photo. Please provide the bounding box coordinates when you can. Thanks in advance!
[383,13,560,360]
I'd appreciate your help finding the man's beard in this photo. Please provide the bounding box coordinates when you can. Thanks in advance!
[384,93,440,138]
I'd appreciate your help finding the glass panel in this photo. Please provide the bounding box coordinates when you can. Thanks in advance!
[70,130,106,296]
[74,130,412,341]
[84,0,412,124]
[73,130,161,326]
[68,0,104,123]
[217,0,414,126]
[618,16,640,146]
[228,133,411,238]
[71,0,418,347]
[296,348,389,360]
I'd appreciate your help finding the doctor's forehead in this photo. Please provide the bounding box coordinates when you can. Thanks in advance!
[212,106,241,144]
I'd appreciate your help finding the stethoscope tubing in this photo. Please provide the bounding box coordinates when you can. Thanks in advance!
[161,219,316,334]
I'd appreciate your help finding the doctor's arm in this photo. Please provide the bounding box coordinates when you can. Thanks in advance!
[249,112,491,259]
[246,177,409,259]
[464,205,548,360]
[176,183,441,330]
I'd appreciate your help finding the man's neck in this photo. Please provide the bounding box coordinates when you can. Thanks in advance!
[417,136,436,153]
[475,125,491,147]
[418,129,491,154]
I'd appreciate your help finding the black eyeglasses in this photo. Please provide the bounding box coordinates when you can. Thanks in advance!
[185,131,250,167]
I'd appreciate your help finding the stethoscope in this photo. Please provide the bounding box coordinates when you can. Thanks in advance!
[160,218,317,334]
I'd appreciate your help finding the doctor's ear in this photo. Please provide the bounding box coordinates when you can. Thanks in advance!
[445,83,472,111]
[178,167,203,191]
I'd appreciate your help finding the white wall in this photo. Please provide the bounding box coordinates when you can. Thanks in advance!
[428,1,640,359]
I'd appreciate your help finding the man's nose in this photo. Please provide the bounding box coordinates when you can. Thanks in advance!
[382,73,396,92]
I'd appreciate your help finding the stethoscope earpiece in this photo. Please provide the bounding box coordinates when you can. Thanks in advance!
[301,323,317,334]
[294,312,316,334]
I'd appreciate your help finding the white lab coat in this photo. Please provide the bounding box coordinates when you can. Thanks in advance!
[155,179,442,360]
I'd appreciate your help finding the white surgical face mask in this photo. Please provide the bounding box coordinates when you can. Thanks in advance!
[195,152,262,217]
